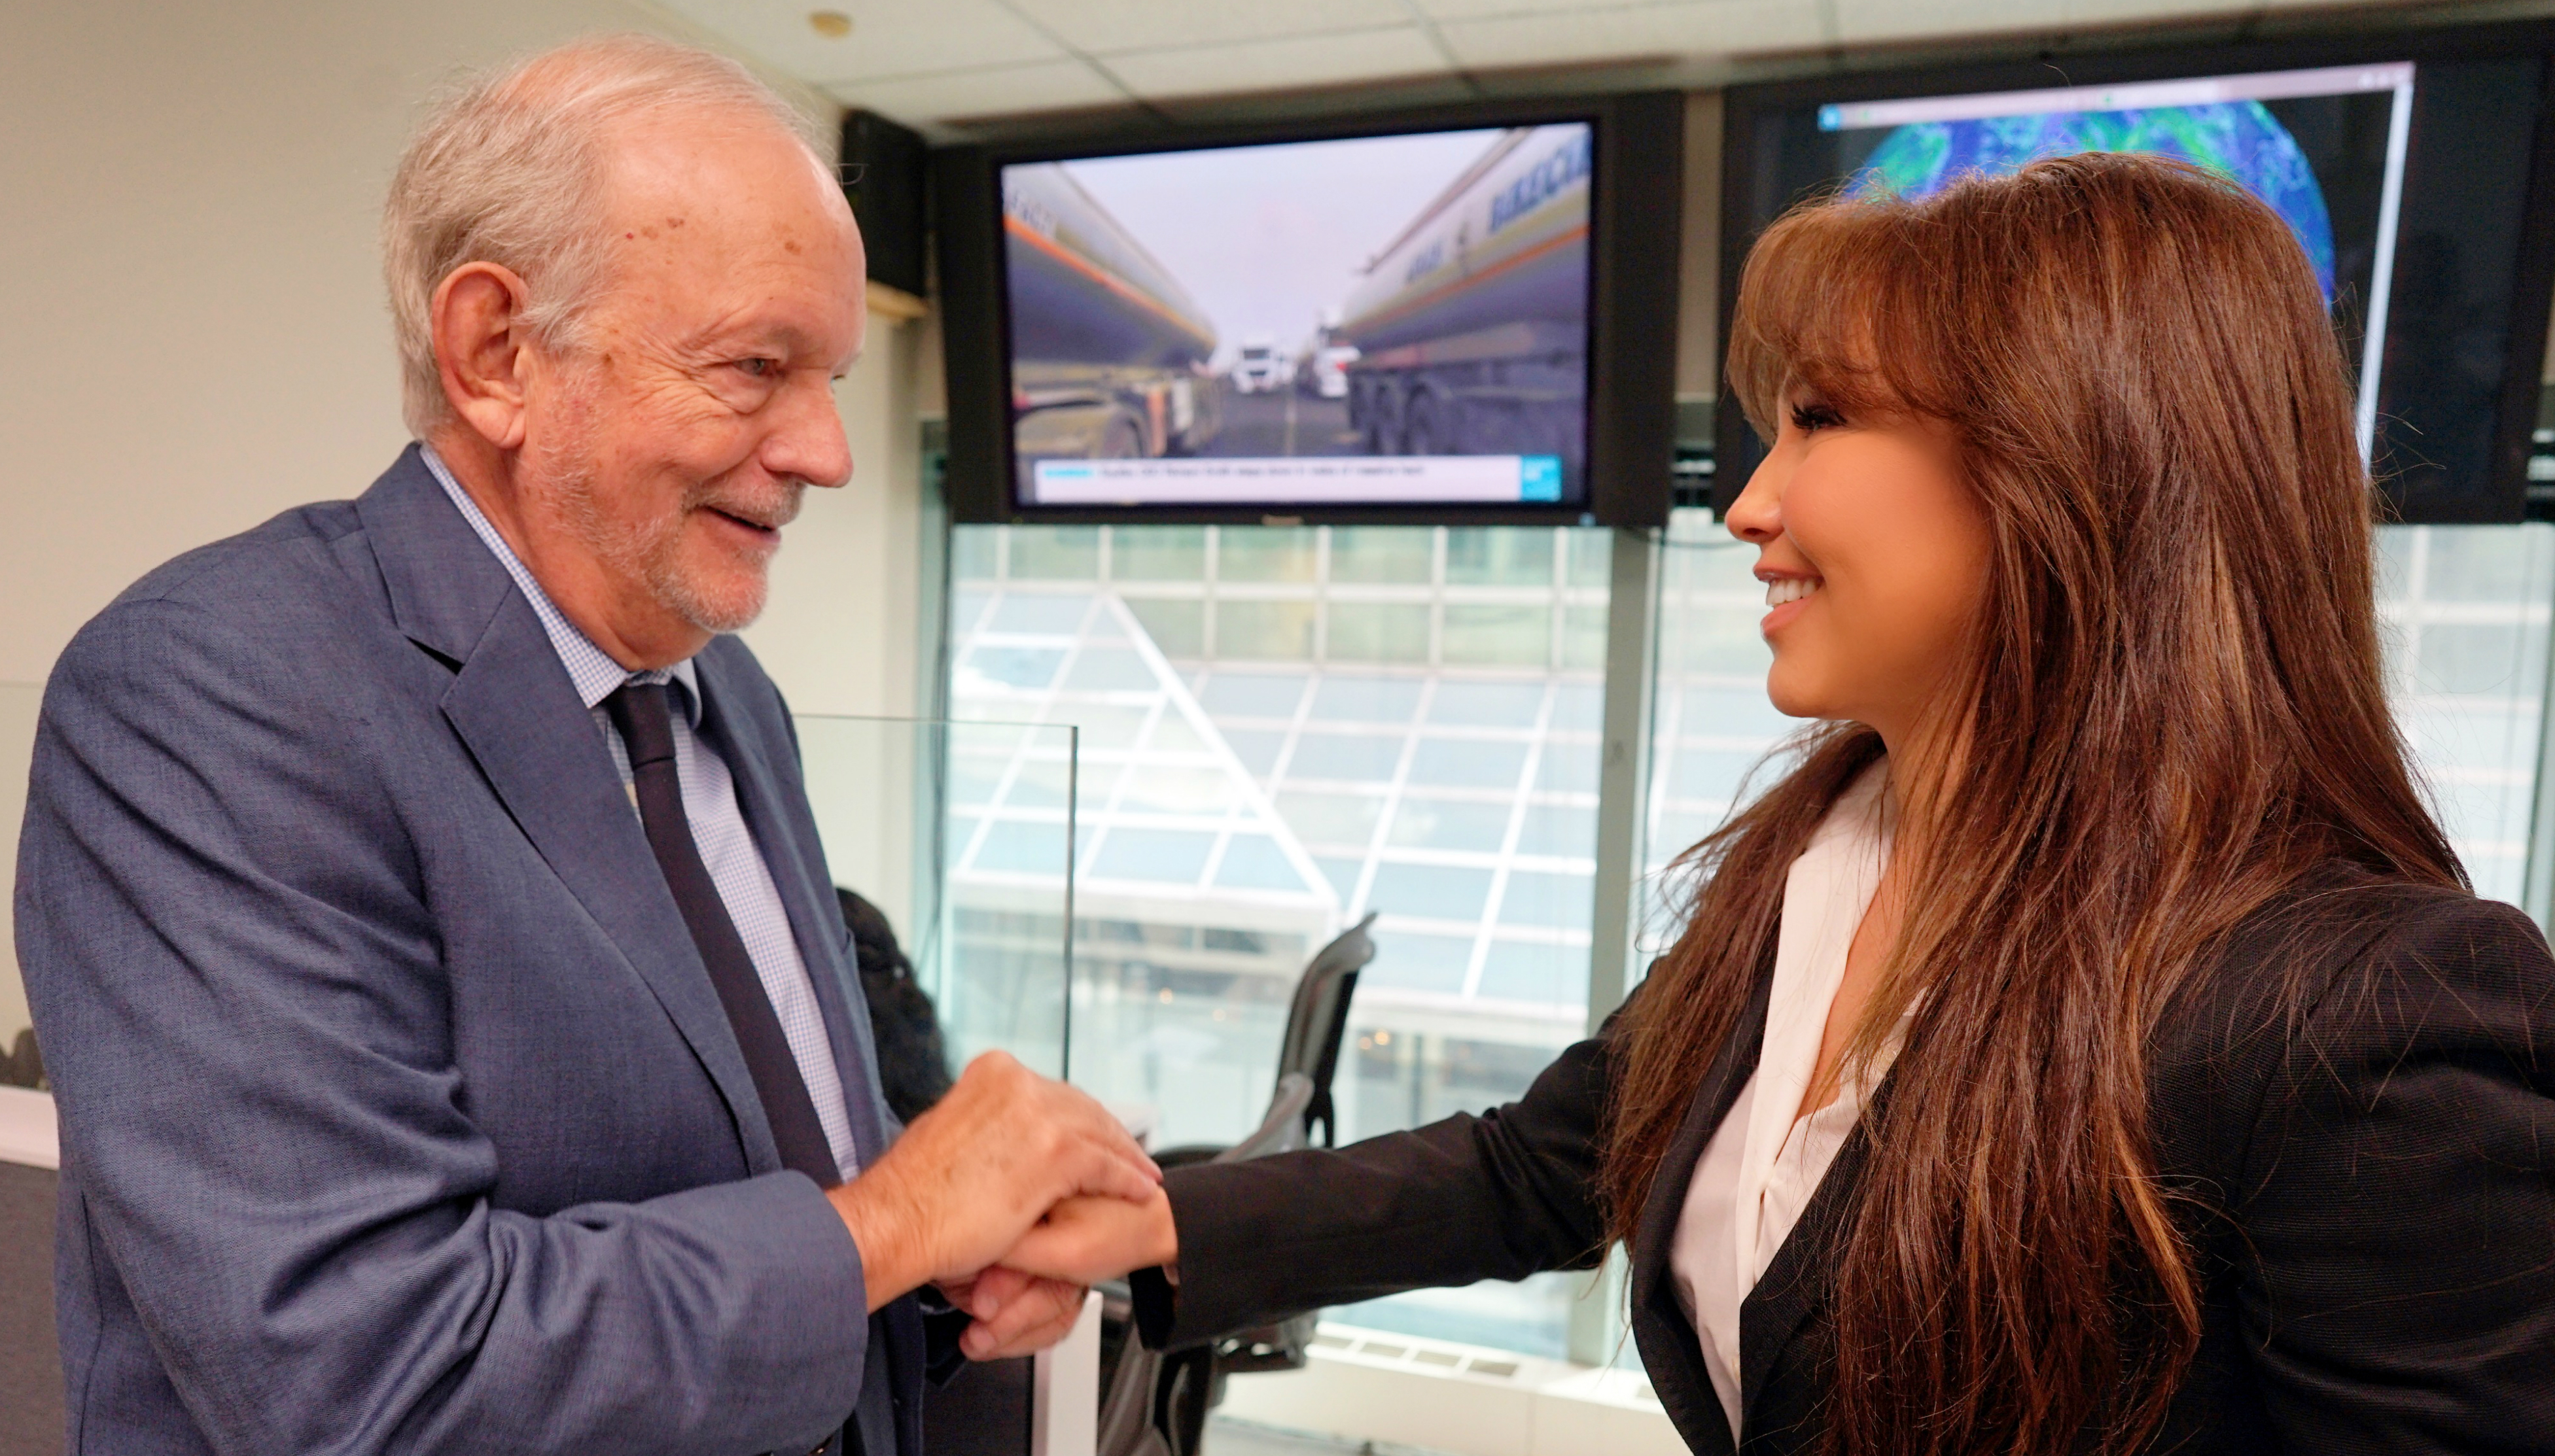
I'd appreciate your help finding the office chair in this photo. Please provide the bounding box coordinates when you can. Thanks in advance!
[1093,912,1380,1456]
[1094,1074,1314,1456]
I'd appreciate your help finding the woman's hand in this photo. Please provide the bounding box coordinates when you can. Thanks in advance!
[946,1189,1179,1359]
[1002,1187,1180,1285]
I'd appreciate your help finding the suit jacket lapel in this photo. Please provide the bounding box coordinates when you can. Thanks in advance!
[1627,955,1778,1456]
[692,643,894,1168]
[1735,1089,1880,1437]
[354,451,781,1177]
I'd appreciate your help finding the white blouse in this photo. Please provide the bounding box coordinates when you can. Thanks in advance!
[1668,763,1896,1441]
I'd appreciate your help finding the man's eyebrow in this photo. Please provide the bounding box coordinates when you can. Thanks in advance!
[690,315,823,357]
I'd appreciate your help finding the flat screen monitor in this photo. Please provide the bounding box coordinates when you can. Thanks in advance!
[1718,24,2555,523]
[937,95,1682,527]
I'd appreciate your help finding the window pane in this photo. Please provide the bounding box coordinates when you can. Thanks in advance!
[2380,523,2555,905]
[1198,670,1309,719]
[1288,731,1408,782]
[1109,525,1206,580]
[1445,527,1556,586]
[1387,797,1513,850]
[1327,602,1431,663]
[1331,527,1434,583]
[1008,525,1100,579]
[1367,861,1494,922]
[1216,600,1316,660]
[1560,604,1608,670]
[1566,528,1612,587]
[1432,680,1545,727]
[1443,603,1550,667]
[1275,789,1386,848]
[1124,597,1203,657]
[1405,738,1529,788]
[939,523,1612,1362]
[1218,527,1318,582]
[1311,674,1426,722]
[1498,870,1594,931]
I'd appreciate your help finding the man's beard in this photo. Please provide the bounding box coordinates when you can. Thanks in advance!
[526,427,800,636]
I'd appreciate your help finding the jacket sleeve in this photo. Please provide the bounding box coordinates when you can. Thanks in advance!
[1136,1010,1619,1349]
[17,597,869,1456]
[2236,895,2555,1450]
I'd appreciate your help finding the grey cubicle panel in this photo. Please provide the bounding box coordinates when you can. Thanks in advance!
[0,1086,62,1456]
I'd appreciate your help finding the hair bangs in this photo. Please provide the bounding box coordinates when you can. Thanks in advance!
[1725,194,1949,442]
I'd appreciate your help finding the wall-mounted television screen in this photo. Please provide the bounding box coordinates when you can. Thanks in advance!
[937,95,1682,527]
[1718,23,2555,523]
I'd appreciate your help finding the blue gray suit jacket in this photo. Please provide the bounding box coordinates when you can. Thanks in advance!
[17,447,927,1455]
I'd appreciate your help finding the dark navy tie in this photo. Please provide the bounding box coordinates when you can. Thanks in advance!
[606,682,841,1188]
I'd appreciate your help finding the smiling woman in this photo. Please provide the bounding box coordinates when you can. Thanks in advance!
[989,153,2555,1456]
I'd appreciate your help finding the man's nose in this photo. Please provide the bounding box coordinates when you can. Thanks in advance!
[764,375,855,490]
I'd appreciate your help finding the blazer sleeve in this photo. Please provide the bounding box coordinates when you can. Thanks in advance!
[1135,1009,1619,1349]
[2235,894,2555,1449]
[16,598,869,1456]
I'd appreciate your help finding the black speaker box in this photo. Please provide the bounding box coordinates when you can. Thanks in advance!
[840,110,929,300]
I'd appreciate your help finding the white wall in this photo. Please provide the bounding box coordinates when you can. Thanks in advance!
[0,0,934,1047]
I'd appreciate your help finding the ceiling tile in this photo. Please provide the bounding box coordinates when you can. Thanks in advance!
[655,0,1066,84]
[821,57,1126,122]
[1101,26,1453,101]
[1831,0,2064,46]
[1005,0,1415,55]
[1413,0,1717,17]
[1441,0,1825,68]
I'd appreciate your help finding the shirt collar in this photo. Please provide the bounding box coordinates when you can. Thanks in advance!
[419,442,700,721]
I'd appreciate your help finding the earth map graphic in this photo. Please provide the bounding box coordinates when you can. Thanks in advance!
[1854,101,2337,302]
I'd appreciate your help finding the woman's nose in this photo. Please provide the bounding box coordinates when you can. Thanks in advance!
[1723,458,1784,544]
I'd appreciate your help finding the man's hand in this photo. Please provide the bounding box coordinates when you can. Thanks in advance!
[942,1268,1088,1360]
[1002,1187,1180,1286]
[828,1052,1158,1311]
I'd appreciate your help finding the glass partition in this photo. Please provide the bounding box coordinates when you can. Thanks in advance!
[951,522,1613,1356]
[794,712,1079,1081]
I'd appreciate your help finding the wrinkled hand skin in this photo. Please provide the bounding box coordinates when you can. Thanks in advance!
[955,1188,1180,1346]
[827,1052,1161,1317]
[943,1268,1091,1359]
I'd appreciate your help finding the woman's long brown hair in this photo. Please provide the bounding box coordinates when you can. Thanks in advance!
[1600,154,2462,1453]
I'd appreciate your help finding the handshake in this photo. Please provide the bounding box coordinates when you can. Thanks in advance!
[826,1051,1182,1359]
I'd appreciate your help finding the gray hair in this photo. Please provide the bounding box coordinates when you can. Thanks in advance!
[383,35,829,436]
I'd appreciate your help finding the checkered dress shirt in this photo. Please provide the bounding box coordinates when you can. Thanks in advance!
[423,445,858,1181]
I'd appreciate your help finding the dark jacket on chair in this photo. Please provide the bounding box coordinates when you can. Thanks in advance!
[1137,868,2555,1453]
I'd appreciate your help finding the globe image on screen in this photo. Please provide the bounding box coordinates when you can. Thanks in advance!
[1854,102,2337,301]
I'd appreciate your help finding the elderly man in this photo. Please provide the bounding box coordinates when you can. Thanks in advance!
[16,35,1146,1456]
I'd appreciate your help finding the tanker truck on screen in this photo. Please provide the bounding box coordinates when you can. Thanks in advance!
[1332,126,1592,481]
[1003,164,1220,472]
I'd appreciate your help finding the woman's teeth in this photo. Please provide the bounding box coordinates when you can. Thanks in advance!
[1763,578,1822,608]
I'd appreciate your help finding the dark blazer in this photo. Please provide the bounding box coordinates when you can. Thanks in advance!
[18,447,923,1456]
[1137,869,2555,1453]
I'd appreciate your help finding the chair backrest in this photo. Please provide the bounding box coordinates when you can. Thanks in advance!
[1219,1073,1313,1164]
[1094,1073,1317,1456]
[1271,914,1375,1148]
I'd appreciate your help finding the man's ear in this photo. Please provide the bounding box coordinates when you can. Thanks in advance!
[431,262,537,451]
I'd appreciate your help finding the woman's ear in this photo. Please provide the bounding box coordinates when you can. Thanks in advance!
[429,262,537,451]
